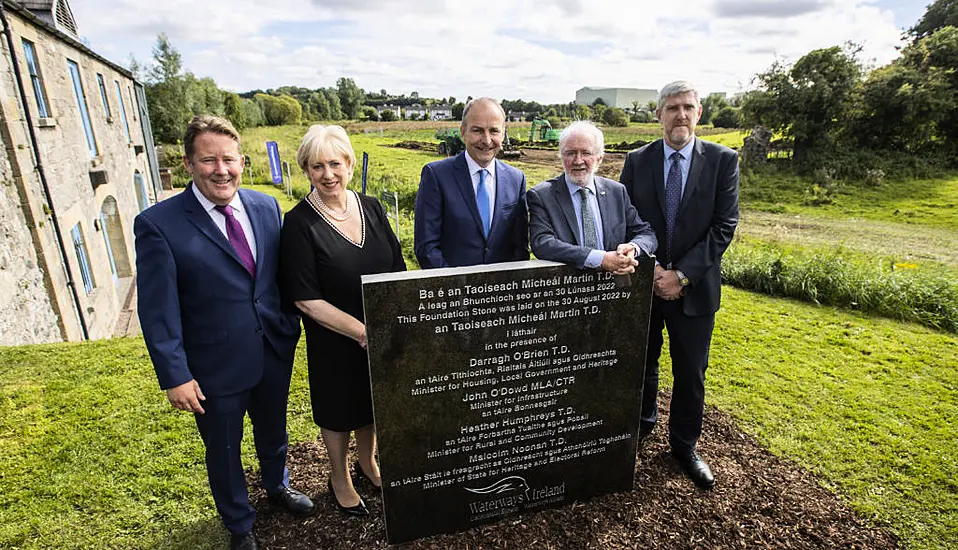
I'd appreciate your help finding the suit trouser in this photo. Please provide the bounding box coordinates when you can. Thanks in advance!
[193,344,292,535]
[640,297,715,455]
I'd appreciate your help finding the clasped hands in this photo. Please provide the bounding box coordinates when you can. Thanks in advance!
[600,244,639,275]
[654,265,684,300]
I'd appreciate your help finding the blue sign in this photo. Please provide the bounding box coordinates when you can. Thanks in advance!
[265,141,283,184]
[361,151,369,195]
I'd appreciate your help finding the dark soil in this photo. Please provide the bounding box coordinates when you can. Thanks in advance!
[248,392,898,549]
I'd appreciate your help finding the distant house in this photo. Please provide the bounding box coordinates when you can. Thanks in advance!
[575,87,658,109]
[430,104,452,121]
[376,104,401,118]
[404,103,427,120]
[507,110,529,122]
[0,0,161,345]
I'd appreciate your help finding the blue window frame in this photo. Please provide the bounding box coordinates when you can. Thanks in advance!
[134,172,150,211]
[21,39,50,118]
[70,223,95,294]
[96,73,111,118]
[67,60,98,158]
[114,80,131,143]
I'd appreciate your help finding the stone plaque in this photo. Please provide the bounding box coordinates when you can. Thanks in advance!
[362,258,654,544]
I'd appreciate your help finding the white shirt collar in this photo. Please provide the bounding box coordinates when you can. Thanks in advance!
[191,183,245,214]
[464,152,496,180]
[664,136,696,161]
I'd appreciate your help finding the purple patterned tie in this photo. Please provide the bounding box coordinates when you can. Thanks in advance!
[665,151,683,265]
[214,205,256,278]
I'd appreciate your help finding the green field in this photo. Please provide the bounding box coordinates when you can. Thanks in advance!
[2,120,957,548]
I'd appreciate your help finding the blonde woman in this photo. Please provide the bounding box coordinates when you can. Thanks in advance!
[280,125,405,516]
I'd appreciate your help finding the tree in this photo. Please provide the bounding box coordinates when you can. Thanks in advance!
[602,107,629,127]
[575,104,592,120]
[592,104,608,123]
[255,93,302,125]
[144,34,190,143]
[336,77,364,119]
[909,0,958,40]
[380,109,397,122]
[223,93,246,130]
[240,98,264,128]
[712,106,742,128]
[647,100,657,112]
[307,91,331,121]
[324,89,343,120]
[452,102,465,120]
[742,45,862,163]
[591,97,606,107]
[362,106,379,121]
[700,94,729,125]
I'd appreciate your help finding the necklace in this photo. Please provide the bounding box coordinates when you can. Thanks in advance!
[309,189,351,221]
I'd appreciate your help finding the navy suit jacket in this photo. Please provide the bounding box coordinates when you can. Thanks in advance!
[620,138,739,316]
[134,185,301,397]
[414,152,529,268]
[527,174,657,267]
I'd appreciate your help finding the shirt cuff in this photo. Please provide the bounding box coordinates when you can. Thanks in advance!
[584,249,605,269]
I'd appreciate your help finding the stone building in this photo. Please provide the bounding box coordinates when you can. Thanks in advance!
[0,0,160,345]
[575,86,658,109]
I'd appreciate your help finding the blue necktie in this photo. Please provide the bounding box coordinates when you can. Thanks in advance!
[476,169,491,237]
[665,152,683,264]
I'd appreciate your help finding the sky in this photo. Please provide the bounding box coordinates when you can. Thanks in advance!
[71,0,932,104]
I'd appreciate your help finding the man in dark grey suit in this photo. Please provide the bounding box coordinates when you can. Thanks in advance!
[619,81,739,489]
[528,121,657,273]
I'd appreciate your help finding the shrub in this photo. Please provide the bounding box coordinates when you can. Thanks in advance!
[713,106,742,128]
[602,107,630,127]
[722,237,958,333]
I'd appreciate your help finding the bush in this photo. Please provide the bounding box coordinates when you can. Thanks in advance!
[602,107,629,127]
[361,106,379,121]
[380,110,397,122]
[631,111,653,123]
[722,237,958,333]
[713,106,742,128]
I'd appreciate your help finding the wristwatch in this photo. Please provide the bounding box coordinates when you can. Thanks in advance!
[675,269,690,287]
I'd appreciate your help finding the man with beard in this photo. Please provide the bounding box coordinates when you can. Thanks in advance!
[619,81,740,490]
[527,120,656,272]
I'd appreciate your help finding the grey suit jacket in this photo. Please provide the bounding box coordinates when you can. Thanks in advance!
[527,174,657,268]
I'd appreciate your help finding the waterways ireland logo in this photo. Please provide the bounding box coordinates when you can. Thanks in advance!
[465,476,565,517]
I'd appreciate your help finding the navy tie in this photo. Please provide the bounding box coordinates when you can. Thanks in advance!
[214,205,256,278]
[665,151,683,264]
[476,169,491,237]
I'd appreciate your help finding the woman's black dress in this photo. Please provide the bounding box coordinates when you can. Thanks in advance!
[280,191,406,431]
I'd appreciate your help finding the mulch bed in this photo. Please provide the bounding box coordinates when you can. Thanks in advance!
[248,392,898,549]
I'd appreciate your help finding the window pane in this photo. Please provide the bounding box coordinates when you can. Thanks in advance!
[96,74,111,117]
[71,223,95,294]
[67,60,98,158]
[114,81,131,143]
[21,40,50,118]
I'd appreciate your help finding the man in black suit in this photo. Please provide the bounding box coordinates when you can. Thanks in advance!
[619,81,739,489]
[528,121,656,272]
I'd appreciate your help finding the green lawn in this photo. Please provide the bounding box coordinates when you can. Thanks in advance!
[1,287,955,549]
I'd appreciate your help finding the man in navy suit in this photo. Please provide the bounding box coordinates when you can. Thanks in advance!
[528,121,656,272]
[414,97,528,268]
[135,116,314,550]
[620,81,740,490]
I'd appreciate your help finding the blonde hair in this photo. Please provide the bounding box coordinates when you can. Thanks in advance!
[296,125,356,174]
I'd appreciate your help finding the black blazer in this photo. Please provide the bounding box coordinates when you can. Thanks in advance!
[620,138,739,316]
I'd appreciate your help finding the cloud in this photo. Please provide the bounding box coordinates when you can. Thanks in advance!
[713,0,831,19]
[69,0,907,104]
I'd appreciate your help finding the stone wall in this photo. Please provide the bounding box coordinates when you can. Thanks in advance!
[0,6,158,344]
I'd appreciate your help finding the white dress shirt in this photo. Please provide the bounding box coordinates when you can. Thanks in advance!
[191,184,258,262]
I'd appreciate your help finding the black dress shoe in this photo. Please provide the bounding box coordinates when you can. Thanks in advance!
[353,460,382,489]
[269,486,316,516]
[230,532,259,550]
[328,478,369,517]
[672,450,715,489]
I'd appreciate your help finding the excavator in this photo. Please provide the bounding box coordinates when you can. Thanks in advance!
[528,117,561,145]
[434,128,521,159]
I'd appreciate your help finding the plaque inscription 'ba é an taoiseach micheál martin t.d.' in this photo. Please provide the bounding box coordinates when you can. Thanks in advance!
[361,258,654,544]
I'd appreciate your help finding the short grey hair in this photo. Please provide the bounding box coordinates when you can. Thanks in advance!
[558,120,604,155]
[461,97,506,126]
[657,81,700,108]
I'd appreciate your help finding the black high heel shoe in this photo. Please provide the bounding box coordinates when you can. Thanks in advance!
[327,478,369,517]
[353,460,382,489]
